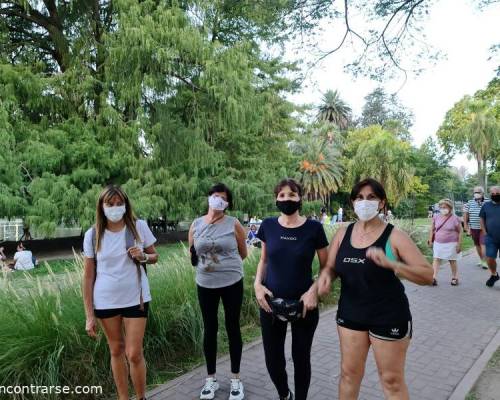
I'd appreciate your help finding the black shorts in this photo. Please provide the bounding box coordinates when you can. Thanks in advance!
[94,302,149,319]
[336,315,412,341]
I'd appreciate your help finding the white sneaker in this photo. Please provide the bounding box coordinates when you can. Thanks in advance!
[229,378,244,400]
[200,377,219,400]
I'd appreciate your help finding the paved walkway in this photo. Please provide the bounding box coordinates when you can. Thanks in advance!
[147,252,500,399]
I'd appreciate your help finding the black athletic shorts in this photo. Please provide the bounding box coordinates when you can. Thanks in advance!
[94,302,149,319]
[336,315,412,341]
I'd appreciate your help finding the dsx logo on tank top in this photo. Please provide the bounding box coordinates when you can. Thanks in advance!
[343,257,366,264]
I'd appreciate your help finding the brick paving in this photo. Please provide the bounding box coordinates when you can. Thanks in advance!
[147,252,500,399]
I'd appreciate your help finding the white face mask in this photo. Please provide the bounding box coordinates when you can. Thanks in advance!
[354,200,380,221]
[103,205,126,222]
[440,208,450,215]
[473,193,483,200]
[208,194,228,211]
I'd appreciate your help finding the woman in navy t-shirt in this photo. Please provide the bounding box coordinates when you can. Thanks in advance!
[254,178,329,400]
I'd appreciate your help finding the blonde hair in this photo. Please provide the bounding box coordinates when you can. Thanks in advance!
[438,198,453,210]
[94,185,141,252]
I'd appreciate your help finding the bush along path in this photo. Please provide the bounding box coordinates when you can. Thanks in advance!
[146,251,500,400]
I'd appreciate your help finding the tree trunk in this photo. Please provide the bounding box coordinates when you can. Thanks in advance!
[483,159,488,192]
[477,157,486,191]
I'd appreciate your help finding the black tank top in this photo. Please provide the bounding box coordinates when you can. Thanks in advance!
[335,223,411,325]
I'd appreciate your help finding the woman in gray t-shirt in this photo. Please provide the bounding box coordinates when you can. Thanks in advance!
[189,183,248,400]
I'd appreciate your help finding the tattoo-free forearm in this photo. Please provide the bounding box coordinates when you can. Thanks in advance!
[392,261,433,286]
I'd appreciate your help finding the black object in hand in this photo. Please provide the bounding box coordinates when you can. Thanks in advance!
[190,245,198,266]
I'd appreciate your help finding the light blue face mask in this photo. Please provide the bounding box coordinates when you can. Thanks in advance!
[103,205,126,222]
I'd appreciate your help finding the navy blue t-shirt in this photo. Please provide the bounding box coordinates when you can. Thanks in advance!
[479,201,500,240]
[256,217,329,300]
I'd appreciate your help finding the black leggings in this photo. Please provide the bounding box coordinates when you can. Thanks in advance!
[197,279,244,375]
[260,308,319,400]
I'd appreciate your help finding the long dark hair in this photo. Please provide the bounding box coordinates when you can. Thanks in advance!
[95,185,140,251]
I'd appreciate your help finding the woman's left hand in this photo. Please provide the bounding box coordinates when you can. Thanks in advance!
[128,246,145,261]
[456,244,462,253]
[300,288,318,318]
[366,247,395,271]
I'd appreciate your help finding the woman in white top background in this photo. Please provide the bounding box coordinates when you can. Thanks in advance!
[82,185,158,400]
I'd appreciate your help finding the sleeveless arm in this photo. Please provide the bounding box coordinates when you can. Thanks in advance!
[374,228,433,285]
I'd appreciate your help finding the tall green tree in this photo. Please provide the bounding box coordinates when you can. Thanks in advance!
[0,0,300,234]
[437,81,500,191]
[317,89,351,130]
[358,87,414,141]
[291,123,343,204]
[345,125,415,205]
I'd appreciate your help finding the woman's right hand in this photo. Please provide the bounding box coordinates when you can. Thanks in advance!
[317,271,332,297]
[85,316,97,338]
[254,283,273,313]
[427,239,433,247]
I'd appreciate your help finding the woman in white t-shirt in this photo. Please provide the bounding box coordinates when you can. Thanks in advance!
[13,242,34,270]
[82,185,158,400]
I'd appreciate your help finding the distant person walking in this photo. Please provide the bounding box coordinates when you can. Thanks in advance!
[428,199,462,286]
[480,186,500,287]
[337,207,343,223]
[464,186,488,269]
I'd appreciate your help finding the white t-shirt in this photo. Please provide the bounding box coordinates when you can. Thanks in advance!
[14,250,34,270]
[83,220,156,310]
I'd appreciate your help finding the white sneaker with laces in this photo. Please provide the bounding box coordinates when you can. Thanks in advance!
[200,377,219,400]
[229,378,244,400]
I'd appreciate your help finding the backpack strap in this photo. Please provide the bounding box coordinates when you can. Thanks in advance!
[126,221,146,311]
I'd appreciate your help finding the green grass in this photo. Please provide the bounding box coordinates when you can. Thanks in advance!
[0,221,460,399]
[0,243,339,399]
[6,242,187,280]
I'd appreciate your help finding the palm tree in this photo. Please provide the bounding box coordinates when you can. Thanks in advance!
[317,90,352,130]
[348,127,414,205]
[294,135,343,204]
[459,100,499,191]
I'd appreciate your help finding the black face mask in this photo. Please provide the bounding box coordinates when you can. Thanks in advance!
[491,194,500,203]
[276,200,301,215]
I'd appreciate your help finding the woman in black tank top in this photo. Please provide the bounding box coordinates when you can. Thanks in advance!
[318,178,432,400]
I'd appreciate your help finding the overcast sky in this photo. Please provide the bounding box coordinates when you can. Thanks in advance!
[286,0,500,174]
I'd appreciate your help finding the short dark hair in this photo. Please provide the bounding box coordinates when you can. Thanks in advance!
[350,178,387,204]
[208,183,233,210]
[274,178,303,197]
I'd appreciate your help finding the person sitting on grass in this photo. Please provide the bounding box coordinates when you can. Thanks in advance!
[12,242,35,271]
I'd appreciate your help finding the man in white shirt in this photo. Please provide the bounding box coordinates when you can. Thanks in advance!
[13,242,35,270]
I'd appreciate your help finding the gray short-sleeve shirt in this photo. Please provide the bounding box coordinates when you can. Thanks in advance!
[192,215,243,288]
